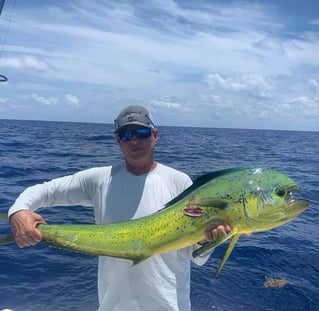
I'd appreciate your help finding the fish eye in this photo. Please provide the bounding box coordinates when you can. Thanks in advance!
[275,187,286,197]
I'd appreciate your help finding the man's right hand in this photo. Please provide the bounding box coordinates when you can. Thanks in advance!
[9,210,46,247]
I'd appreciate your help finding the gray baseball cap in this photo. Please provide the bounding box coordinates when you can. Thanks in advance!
[114,106,155,132]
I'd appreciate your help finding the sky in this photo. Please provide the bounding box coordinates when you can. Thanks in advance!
[0,0,319,131]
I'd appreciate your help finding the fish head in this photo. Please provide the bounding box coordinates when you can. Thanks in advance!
[172,167,309,233]
[243,168,309,231]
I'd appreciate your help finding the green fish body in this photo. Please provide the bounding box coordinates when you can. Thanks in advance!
[1,167,309,276]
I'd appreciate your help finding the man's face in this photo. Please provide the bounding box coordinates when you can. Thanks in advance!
[116,125,158,164]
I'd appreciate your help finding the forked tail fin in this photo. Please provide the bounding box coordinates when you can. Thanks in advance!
[0,213,8,221]
[0,213,14,245]
[0,233,14,244]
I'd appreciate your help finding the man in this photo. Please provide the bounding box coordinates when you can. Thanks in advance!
[9,106,231,311]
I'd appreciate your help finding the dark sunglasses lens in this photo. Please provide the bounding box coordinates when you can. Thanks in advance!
[119,128,152,141]
[135,128,152,139]
[119,131,132,141]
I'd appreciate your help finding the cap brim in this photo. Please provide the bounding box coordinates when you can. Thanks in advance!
[114,122,153,133]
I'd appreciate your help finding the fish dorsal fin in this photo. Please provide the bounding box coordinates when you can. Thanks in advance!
[164,167,248,208]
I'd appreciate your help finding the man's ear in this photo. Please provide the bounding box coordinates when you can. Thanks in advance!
[153,129,159,143]
[115,134,120,143]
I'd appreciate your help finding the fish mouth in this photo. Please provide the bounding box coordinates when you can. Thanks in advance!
[286,199,309,211]
[285,184,309,216]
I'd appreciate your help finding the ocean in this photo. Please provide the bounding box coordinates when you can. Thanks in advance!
[0,119,318,311]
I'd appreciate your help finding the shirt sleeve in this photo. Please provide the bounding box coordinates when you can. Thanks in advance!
[8,167,109,217]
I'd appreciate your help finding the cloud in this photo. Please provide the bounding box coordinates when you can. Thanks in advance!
[31,94,58,106]
[65,94,80,107]
[2,55,55,73]
[150,98,188,111]
[205,73,275,99]
[1,0,319,130]
[309,78,319,93]
[285,96,319,119]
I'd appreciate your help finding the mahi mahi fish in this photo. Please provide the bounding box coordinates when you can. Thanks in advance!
[0,167,309,277]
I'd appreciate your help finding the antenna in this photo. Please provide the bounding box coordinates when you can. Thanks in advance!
[0,0,16,82]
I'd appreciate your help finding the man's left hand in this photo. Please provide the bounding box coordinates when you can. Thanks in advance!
[198,224,232,245]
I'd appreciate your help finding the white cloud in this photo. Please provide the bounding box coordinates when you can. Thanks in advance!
[285,35,319,67]
[282,96,319,120]
[150,98,191,114]
[252,37,285,54]
[2,55,55,73]
[0,0,318,130]
[65,94,80,107]
[309,79,319,93]
[205,73,275,98]
[31,94,58,106]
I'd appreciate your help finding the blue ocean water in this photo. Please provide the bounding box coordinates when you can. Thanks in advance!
[0,119,318,311]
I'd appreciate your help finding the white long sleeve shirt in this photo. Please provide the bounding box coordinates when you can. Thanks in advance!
[9,162,210,311]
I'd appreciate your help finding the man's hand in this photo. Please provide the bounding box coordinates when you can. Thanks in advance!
[9,210,46,247]
[198,224,232,245]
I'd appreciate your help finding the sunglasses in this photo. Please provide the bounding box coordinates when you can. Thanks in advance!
[118,128,152,142]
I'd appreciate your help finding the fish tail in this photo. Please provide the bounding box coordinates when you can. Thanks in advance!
[0,213,15,245]
[0,213,9,221]
[0,233,14,245]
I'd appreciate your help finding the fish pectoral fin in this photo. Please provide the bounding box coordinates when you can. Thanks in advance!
[215,232,241,278]
[131,255,151,266]
[192,229,238,258]
[0,233,14,245]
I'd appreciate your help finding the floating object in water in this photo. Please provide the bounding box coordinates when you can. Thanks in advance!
[263,276,291,288]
